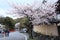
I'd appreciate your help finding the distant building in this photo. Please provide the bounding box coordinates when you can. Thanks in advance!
[15,23,20,31]
[0,24,5,32]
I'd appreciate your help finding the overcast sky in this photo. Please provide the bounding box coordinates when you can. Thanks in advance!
[0,0,58,19]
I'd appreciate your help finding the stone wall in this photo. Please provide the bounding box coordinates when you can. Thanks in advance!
[33,24,58,36]
[32,32,60,40]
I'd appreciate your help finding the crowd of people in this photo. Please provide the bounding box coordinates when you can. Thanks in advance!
[0,29,9,36]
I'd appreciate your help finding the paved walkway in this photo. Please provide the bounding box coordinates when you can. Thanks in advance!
[0,31,29,40]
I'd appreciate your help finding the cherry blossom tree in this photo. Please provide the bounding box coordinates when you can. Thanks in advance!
[56,0,60,13]
[8,1,57,25]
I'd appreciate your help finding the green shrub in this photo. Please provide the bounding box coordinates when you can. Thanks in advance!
[29,38,34,40]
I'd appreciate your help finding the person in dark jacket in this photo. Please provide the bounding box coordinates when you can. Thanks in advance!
[3,29,9,36]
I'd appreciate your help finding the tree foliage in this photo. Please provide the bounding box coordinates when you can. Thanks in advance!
[19,17,33,38]
[0,17,6,24]
[9,1,57,25]
[4,17,15,30]
[56,0,60,13]
[0,17,15,30]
